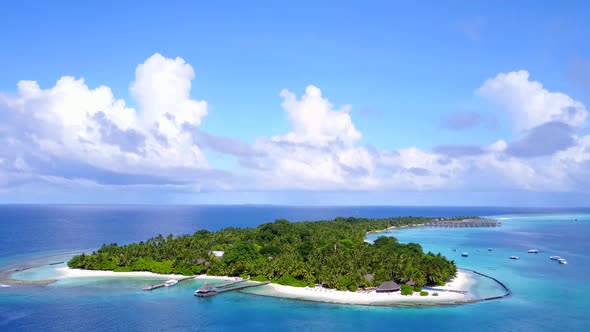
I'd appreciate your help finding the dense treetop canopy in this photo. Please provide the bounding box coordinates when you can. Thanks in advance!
[68,216,462,290]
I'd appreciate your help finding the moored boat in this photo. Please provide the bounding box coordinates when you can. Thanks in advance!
[549,256,561,260]
[510,256,520,260]
[528,249,539,254]
[461,252,468,257]
[164,279,178,287]
[558,258,568,265]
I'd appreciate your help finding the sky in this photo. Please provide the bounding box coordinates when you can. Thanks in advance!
[0,1,589,206]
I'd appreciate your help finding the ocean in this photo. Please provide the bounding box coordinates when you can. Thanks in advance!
[1,205,589,331]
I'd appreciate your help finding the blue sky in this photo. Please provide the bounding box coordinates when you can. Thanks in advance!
[0,1,589,206]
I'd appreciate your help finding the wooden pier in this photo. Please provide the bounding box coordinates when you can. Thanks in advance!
[216,278,248,289]
[195,279,271,297]
[143,275,196,291]
[216,281,271,293]
[425,218,501,228]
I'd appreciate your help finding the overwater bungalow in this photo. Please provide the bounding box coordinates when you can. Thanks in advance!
[376,281,400,293]
[194,283,218,297]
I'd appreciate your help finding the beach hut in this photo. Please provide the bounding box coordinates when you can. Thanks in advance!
[376,281,400,293]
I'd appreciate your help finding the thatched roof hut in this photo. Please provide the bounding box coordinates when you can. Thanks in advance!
[195,283,218,297]
[197,283,216,292]
[376,281,400,293]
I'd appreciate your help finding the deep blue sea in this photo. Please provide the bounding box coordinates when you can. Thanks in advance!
[1,205,589,331]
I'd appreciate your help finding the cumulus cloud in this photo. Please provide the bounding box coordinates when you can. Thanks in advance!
[476,70,588,131]
[250,86,375,190]
[228,76,590,193]
[0,53,215,188]
[506,121,576,158]
[433,145,485,158]
[275,86,361,147]
[195,131,264,158]
[2,60,590,197]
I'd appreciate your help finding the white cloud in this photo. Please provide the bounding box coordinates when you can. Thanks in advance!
[2,60,590,197]
[0,53,210,185]
[249,86,374,190]
[476,70,588,131]
[241,76,590,193]
[275,85,361,147]
[131,54,207,128]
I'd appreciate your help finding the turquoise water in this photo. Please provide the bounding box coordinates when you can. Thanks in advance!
[1,206,589,331]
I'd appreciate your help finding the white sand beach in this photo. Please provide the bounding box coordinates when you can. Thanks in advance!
[46,267,473,305]
[55,267,235,281]
[258,271,472,305]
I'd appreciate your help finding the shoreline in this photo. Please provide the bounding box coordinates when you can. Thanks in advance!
[1,262,512,307]
[241,270,473,306]
[53,267,237,281]
[1,262,511,307]
[366,223,425,235]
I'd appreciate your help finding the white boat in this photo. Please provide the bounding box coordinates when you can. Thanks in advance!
[549,256,561,260]
[164,279,178,287]
[558,259,568,265]
[528,249,539,254]
[461,252,468,257]
[510,256,520,260]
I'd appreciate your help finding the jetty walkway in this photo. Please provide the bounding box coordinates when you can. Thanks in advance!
[143,275,196,291]
[422,287,467,294]
[425,218,501,228]
[216,280,271,293]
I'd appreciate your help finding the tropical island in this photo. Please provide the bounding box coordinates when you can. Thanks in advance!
[68,216,470,291]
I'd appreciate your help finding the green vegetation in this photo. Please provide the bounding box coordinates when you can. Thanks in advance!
[250,275,269,282]
[400,284,414,296]
[413,286,422,292]
[274,274,308,287]
[68,216,459,290]
[432,292,439,296]
[420,291,429,296]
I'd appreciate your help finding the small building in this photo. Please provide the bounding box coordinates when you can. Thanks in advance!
[376,281,400,293]
[405,280,416,286]
[364,274,375,282]
[194,283,218,297]
[209,251,225,258]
